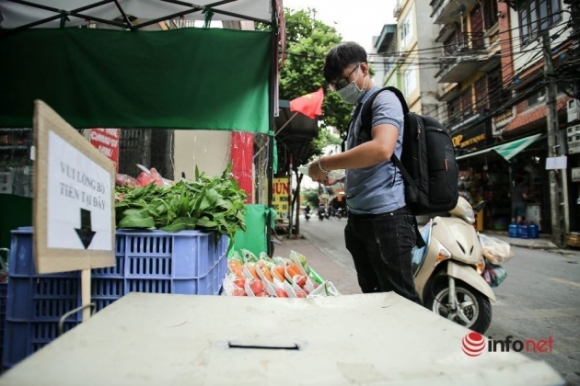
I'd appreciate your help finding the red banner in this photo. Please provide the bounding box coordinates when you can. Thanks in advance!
[89,128,120,171]
[230,132,254,204]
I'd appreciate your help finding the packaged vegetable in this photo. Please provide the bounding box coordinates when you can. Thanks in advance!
[115,173,138,188]
[479,234,514,265]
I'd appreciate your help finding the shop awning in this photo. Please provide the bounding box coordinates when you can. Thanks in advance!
[456,133,543,162]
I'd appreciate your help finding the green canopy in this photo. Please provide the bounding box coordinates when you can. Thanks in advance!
[0,28,271,133]
[456,133,543,162]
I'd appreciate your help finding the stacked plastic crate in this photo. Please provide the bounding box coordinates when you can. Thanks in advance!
[3,228,228,369]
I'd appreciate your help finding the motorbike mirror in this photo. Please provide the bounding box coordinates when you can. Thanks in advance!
[474,201,486,213]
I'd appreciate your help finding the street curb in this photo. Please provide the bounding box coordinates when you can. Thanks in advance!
[480,231,559,251]
[504,241,559,250]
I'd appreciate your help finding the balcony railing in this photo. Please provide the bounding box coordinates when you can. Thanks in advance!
[431,0,477,24]
[443,32,486,56]
[436,32,491,83]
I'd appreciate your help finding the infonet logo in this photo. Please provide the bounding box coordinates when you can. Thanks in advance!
[462,332,554,357]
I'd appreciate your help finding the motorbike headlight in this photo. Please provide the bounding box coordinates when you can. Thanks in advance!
[476,257,486,274]
[435,246,452,266]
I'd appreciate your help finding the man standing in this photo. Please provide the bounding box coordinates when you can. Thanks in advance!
[510,176,531,224]
[308,42,422,305]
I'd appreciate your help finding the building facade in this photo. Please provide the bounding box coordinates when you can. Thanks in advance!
[437,0,579,244]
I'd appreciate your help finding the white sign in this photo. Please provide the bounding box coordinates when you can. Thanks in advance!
[47,130,112,251]
[545,156,567,170]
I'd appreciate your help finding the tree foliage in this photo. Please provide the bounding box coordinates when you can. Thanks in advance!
[280,9,352,139]
[259,9,353,161]
[302,188,321,208]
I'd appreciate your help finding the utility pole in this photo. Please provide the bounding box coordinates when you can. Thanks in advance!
[542,33,567,247]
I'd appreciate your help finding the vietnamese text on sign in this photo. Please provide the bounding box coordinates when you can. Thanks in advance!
[47,130,112,251]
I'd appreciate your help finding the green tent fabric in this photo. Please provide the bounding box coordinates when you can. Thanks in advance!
[456,134,543,161]
[234,204,269,257]
[0,28,271,133]
[272,132,278,174]
[0,195,33,251]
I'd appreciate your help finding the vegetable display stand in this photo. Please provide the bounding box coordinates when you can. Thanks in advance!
[3,228,228,369]
[0,293,563,385]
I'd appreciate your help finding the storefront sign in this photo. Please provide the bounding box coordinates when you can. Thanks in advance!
[272,177,289,220]
[34,101,115,274]
[450,113,480,132]
[90,128,120,171]
[492,109,513,126]
[452,124,487,150]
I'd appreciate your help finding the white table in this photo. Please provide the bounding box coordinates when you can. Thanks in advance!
[0,292,563,386]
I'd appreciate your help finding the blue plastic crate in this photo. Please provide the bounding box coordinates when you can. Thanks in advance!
[3,320,77,369]
[7,277,80,322]
[3,228,229,369]
[116,230,226,280]
[8,230,77,279]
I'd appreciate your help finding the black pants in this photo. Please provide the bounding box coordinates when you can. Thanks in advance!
[345,207,422,305]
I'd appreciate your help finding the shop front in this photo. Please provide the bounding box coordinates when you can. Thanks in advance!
[452,121,496,231]
[456,131,550,233]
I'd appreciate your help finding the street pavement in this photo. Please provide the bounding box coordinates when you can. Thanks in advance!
[276,214,580,385]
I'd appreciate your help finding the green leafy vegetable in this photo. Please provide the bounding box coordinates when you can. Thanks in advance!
[115,163,247,251]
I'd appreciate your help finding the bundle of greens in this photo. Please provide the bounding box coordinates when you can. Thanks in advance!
[115,164,247,248]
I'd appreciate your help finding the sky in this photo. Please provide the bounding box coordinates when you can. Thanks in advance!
[282,0,398,52]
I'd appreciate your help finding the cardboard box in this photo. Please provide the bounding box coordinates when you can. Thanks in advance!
[567,233,580,248]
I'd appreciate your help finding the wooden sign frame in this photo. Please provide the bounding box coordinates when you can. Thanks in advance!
[33,100,116,274]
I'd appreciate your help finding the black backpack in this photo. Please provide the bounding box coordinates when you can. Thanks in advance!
[359,86,459,217]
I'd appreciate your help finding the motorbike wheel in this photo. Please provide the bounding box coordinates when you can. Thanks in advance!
[425,280,492,334]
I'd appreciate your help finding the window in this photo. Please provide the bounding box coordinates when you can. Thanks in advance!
[474,77,488,111]
[461,87,474,117]
[448,97,461,123]
[486,68,502,109]
[401,13,413,48]
[403,64,417,97]
[527,89,546,106]
[519,0,561,45]
[484,0,499,29]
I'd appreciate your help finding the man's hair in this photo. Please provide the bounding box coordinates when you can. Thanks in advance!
[515,176,524,184]
[323,41,368,83]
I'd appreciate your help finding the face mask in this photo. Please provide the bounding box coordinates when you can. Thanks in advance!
[337,68,366,104]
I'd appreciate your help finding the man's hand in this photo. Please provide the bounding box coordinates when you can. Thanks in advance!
[308,158,328,184]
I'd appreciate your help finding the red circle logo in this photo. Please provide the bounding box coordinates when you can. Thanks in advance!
[462,332,486,357]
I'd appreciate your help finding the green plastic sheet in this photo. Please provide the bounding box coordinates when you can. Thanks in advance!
[0,194,32,250]
[0,28,271,133]
[234,204,269,257]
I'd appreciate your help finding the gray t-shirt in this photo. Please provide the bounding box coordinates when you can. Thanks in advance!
[511,184,528,205]
[345,87,405,214]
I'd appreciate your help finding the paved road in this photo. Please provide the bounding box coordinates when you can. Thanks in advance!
[299,214,580,385]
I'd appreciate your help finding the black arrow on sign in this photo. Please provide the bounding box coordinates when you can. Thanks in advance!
[75,208,96,249]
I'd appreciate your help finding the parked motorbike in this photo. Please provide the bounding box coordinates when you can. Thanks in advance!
[412,197,499,334]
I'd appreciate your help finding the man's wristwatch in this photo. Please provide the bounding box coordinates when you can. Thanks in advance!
[318,158,330,175]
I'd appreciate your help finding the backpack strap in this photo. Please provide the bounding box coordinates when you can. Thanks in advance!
[341,102,364,152]
[360,86,409,138]
[358,86,413,187]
